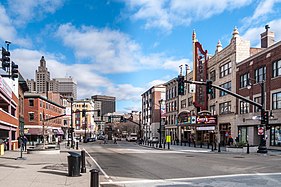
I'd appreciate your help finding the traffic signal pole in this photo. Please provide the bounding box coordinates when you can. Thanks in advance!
[185,80,267,153]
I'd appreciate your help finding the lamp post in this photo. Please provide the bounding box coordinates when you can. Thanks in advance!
[248,79,267,153]
[257,81,267,153]
[70,98,74,148]
[159,99,163,148]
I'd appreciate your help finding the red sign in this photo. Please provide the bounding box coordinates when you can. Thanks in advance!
[258,127,264,135]
[193,41,208,110]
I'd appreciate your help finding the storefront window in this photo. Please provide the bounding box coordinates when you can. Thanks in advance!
[271,126,281,146]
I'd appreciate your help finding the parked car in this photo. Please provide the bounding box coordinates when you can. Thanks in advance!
[127,133,137,142]
[86,137,96,142]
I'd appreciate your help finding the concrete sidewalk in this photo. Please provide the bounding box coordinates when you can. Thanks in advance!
[0,144,93,187]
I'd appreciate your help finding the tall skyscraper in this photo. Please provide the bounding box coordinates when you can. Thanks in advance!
[26,56,77,99]
[35,56,50,93]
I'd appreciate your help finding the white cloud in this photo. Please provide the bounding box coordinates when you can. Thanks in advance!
[106,84,144,101]
[163,58,192,72]
[7,0,64,26]
[124,0,252,31]
[242,18,281,47]
[241,0,281,31]
[56,23,188,74]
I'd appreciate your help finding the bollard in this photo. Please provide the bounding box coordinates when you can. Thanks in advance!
[194,141,196,147]
[214,143,217,150]
[164,142,165,149]
[76,141,79,150]
[211,143,214,151]
[81,150,86,173]
[200,142,203,148]
[189,141,191,147]
[207,143,209,149]
[247,143,249,154]
[184,141,186,146]
[218,143,221,152]
[90,169,99,187]
[181,141,182,146]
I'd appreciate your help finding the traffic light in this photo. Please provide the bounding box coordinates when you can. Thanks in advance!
[206,80,213,94]
[157,128,160,133]
[178,75,185,95]
[11,61,18,79]
[82,109,86,117]
[1,47,10,71]
[261,110,269,125]
[97,109,101,117]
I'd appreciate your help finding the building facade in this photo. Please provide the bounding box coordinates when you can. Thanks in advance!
[24,93,65,144]
[236,28,281,148]
[141,84,165,142]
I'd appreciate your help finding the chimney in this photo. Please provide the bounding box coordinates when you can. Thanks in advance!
[261,25,274,48]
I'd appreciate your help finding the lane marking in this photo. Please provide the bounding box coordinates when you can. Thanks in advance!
[83,148,112,182]
[100,172,281,185]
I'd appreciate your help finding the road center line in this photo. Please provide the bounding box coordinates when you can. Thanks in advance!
[83,148,112,182]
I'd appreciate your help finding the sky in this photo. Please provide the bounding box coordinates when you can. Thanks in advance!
[1,0,281,113]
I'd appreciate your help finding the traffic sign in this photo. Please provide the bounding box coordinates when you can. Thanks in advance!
[258,127,264,135]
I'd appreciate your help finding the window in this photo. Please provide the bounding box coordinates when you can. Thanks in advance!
[219,62,231,78]
[210,70,216,81]
[219,101,231,114]
[240,101,249,114]
[210,105,215,115]
[240,73,249,88]
[272,92,281,110]
[255,66,266,83]
[254,97,261,112]
[181,99,186,109]
[40,113,43,121]
[272,59,281,78]
[219,81,231,97]
[188,97,193,106]
[210,88,216,99]
[29,99,34,106]
[29,113,34,121]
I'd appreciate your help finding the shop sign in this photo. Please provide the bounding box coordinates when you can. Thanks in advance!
[196,116,217,125]
[196,126,215,131]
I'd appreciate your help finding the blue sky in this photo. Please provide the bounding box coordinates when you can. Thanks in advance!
[1,0,281,112]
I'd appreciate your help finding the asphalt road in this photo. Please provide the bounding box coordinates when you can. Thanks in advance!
[83,140,281,187]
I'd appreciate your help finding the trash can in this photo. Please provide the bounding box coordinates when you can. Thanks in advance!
[67,152,81,177]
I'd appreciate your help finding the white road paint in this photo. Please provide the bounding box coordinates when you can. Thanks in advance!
[100,172,281,185]
[83,148,113,182]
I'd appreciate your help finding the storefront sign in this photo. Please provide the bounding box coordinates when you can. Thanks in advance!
[197,116,217,125]
[258,127,264,135]
[196,126,215,131]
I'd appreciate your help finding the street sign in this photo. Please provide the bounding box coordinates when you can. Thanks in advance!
[258,127,264,135]
[189,84,196,93]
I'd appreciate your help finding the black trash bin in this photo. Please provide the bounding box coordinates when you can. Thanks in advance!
[68,152,81,177]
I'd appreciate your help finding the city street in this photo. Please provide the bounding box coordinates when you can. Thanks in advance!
[84,141,281,187]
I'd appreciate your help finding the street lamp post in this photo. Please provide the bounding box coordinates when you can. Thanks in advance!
[159,99,163,148]
[70,98,74,148]
[257,81,267,153]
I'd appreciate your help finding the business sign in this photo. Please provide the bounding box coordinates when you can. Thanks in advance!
[196,116,217,125]
[196,126,215,131]
[193,41,208,110]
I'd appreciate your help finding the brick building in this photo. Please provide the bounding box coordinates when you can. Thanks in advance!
[236,27,281,148]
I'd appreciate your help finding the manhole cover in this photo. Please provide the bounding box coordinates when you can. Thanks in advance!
[186,155,194,157]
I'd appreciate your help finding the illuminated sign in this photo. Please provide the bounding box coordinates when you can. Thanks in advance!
[193,41,208,110]
[196,116,217,125]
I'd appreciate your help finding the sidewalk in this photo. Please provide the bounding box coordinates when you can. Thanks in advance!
[0,143,92,187]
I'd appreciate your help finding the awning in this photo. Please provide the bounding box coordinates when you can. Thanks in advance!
[24,128,43,135]
[52,129,64,135]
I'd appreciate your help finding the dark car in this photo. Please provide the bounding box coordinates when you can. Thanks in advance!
[86,137,96,142]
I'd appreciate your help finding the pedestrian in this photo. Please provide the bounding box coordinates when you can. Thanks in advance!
[23,136,28,151]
